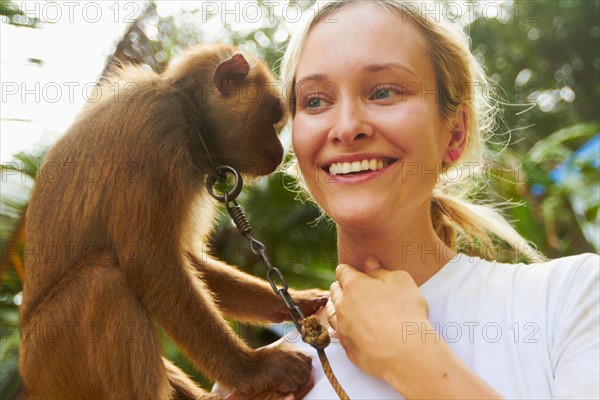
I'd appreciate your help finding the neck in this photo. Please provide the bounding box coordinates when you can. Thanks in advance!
[336,211,456,286]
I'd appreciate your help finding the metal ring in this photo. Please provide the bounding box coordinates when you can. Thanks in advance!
[206,165,243,202]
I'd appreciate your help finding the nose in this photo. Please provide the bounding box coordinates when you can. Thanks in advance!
[328,99,374,145]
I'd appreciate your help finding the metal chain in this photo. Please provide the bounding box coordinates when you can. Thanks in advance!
[226,197,306,332]
[207,166,305,332]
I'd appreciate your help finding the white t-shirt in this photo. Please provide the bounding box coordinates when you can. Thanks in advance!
[279,253,600,399]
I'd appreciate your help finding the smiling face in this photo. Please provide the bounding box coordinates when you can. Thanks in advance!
[291,3,456,233]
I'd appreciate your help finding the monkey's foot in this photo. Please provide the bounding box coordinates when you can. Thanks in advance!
[233,344,312,397]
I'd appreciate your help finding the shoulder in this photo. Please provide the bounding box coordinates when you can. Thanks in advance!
[434,253,598,314]
[537,254,599,319]
[500,253,598,295]
[452,252,598,283]
[485,253,598,325]
[524,252,598,272]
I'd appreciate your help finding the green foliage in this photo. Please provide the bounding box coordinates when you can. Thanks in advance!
[470,0,599,151]
[466,0,600,256]
[0,307,20,400]
[0,0,38,27]
[0,151,41,398]
[212,172,337,289]
[528,121,598,164]
[1,151,43,301]
[486,122,599,257]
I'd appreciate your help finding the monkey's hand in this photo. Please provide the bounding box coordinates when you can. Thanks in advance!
[262,289,328,323]
[234,344,313,397]
[288,289,329,319]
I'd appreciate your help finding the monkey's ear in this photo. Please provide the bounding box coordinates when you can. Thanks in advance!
[214,53,250,94]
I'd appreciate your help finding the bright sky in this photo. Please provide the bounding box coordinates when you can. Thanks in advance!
[1,1,141,162]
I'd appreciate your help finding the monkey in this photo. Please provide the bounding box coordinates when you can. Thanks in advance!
[18,44,327,400]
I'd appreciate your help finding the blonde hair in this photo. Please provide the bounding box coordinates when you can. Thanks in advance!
[280,0,543,263]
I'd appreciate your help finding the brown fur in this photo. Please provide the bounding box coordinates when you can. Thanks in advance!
[19,44,326,399]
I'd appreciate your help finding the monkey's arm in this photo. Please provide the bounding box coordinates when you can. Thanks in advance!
[189,254,328,323]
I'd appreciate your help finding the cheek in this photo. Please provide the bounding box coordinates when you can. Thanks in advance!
[291,118,326,198]
[380,103,445,156]
[291,117,320,166]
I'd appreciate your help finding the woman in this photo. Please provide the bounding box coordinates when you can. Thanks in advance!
[219,0,599,398]
[279,0,598,398]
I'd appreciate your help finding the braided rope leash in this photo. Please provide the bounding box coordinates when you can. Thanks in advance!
[207,166,350,400]
[301,315,350,400]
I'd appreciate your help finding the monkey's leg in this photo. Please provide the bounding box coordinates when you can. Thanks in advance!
[20,253,173,399]
[164,358,222,400]
[189,254,328,323]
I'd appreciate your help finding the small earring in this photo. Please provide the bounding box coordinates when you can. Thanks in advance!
[449,150,460,161]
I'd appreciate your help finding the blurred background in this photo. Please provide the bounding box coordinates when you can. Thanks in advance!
[1,0,598,396]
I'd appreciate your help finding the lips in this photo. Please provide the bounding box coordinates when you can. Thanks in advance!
[323,157,397,176]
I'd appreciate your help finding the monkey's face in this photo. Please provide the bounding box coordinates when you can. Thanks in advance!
[204,52,285,178]
[208,89,285,177]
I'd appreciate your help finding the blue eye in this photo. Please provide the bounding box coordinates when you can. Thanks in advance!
[307,97,324,108]
[374,88,392,99]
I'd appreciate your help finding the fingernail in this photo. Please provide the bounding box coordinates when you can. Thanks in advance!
[364,256,379,272]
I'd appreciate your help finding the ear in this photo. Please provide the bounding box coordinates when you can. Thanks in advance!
[214,53,250,94]
[443,105,468,163]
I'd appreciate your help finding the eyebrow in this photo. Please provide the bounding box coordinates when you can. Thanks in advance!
[361,62,418,78]
[295,63,418,87]
[295,73,329,87]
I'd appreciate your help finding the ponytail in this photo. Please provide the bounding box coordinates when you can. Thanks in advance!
[431,191,544,263]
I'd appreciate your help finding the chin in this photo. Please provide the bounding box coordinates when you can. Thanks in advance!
[326,202,384,233]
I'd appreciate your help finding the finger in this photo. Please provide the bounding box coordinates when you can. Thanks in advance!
[326,301,338,331]
[364,256,388,279]
[326,300,336,317]
[329,281,341,303]
[335,263,362,288]
[329,281,339,294]
[292,374,315,399]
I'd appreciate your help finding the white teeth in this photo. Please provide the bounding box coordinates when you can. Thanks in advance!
[328,159,389,176]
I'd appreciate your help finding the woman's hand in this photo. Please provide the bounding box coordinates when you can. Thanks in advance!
[328,257,502,398]
[328,257,430,380]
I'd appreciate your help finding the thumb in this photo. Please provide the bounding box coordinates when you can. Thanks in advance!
[336,263,361,287]
[364,257,387,279]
